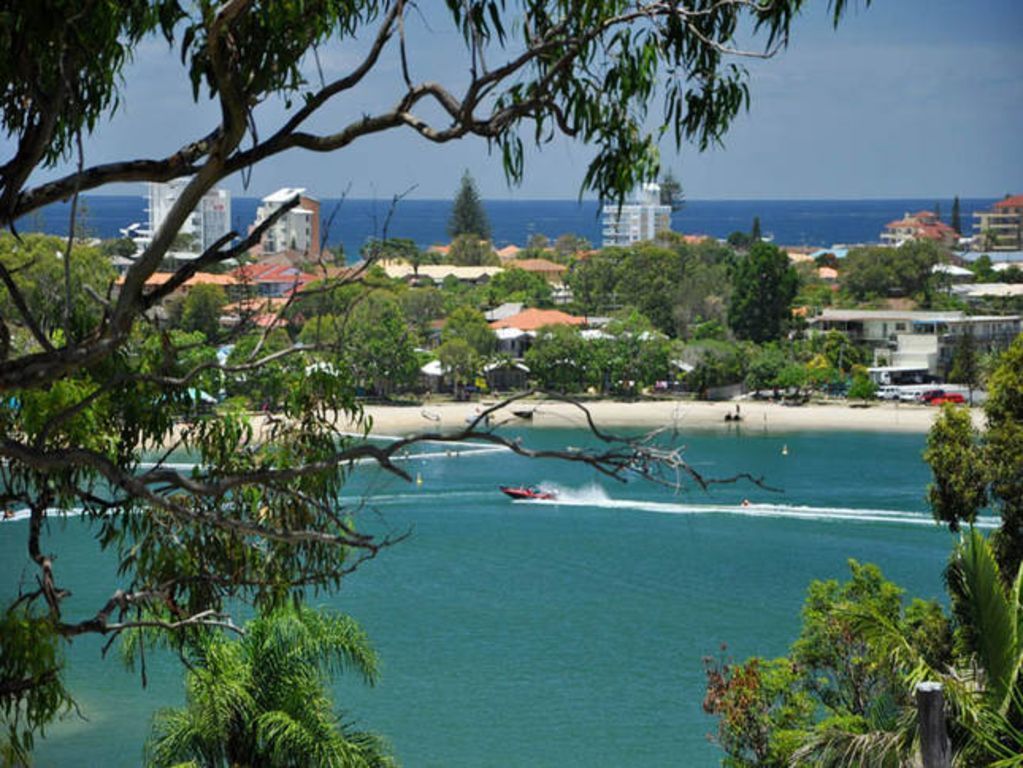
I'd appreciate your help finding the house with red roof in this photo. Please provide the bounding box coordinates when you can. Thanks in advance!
[489,308,587,332]
[489,308,588,358]
[880,211,957,248]
[494,244,522,262]
[233,262,316,297]
[974,194,1023,251]
[507,258,568,283]
[115,271,243,300]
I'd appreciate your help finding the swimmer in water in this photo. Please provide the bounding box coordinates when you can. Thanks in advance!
[740,499,751,508]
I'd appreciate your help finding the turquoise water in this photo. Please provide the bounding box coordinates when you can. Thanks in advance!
[2,428,961,766]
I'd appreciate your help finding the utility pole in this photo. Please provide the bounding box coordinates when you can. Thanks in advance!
[916,682,951,768]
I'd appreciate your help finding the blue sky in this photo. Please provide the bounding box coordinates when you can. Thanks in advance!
[12,0,1023,200]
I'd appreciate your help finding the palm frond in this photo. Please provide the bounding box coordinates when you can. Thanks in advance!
[144,606,391,768]
[952,528,1019,711]
[788,711,915,768]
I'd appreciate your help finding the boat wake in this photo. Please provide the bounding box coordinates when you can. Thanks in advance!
[526,484,998,529]
[1,508,88,524]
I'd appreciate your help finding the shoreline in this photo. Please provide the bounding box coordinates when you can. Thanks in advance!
[322,399,983,436]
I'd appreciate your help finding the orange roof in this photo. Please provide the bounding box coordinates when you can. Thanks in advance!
[495,245,521,259]
[117,271,237,288]
[885,218,918,229]
[427,244,451,255]
[490,308,587,331]
[509,258,566,273]
[234,263,315,285]
[994,194,1023,209]
[682,234,711,244]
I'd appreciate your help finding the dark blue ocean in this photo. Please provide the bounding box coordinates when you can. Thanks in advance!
[19,195,995,259]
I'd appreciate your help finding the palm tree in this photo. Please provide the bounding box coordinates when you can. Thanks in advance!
[146,606,395,768]
[791,529,1023,767]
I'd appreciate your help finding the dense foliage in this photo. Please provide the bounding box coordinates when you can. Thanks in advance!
[448,171,491,242]
[727,243,799,343]
[144,606,393,768]
[705,536,1023,767]
[924,336,1023,576]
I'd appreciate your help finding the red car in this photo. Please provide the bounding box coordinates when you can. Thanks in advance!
[928,393,966,406]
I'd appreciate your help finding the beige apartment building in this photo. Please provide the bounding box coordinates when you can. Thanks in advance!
[974,194,1023,251]
[808,309,1020,377]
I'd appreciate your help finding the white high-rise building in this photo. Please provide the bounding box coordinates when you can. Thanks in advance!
[252,187,320,258]
[146,180,232,252]
[601,183,671,248]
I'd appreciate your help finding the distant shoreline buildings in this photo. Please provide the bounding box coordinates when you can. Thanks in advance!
[974,194,1023,252]
[133,179,232,253]
[250,187,321,261]
[601,183,671,248]
[880,209,958,248]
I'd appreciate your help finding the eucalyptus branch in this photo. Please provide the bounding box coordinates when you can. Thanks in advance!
[0,261,54,352]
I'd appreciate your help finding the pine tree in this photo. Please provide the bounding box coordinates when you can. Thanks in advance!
[448,170,491,241]
[951,195,962,234]
[659,170,685,212]
[751,216,762,242]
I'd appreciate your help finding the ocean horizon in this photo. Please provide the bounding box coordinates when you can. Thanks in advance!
[18,194,997,261]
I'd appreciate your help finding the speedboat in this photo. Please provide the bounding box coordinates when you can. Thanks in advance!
[499,485,557,501]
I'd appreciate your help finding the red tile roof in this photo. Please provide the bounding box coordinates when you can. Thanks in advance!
[509,258,567,273]
[489,308,587,331]
[116,271,238,288]
[234,262,315,286]
[994,194,1023,209]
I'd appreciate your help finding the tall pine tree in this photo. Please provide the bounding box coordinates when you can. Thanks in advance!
[751,216,762,242]
[448,170,492,241]
[659,170,685,212]
[951,195,962,234]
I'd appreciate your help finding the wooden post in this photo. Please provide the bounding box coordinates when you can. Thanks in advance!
[916,681,951,768]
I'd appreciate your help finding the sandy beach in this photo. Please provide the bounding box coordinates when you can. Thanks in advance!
[324,398,984,436]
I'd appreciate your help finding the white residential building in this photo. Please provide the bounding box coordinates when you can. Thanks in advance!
[601,183,671,248]
[146,179,231,253]
[808,309,1020,377]
[252,187,320,258]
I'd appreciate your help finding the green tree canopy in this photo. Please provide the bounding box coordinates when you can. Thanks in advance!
[841,241,942,302]
[442,306,496,357]
[180,283,227,342]
[343,291,418,396]
[144,606,394,768]
[448,170,491,241]
[525,325,590,393]
[447,234,499,267]
[659,170,684,213]
[925,335,1023,577]
[436,337,478,396]
[727,242,799,343]
[480,266,552,308]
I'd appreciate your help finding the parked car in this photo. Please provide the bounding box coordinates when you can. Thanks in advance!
[918,389,946,404]
[876,386,901,401]
[929,392,966,405]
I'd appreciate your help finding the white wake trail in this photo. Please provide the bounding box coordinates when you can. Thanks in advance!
[524,485,998,529]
